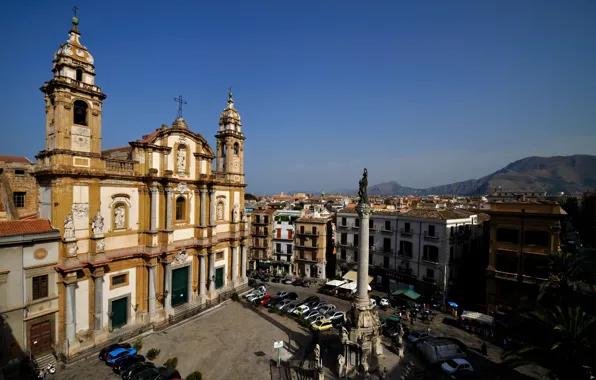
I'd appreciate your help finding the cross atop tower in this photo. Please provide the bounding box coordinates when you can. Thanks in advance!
[72,5,78,17]
[174,95,187,119]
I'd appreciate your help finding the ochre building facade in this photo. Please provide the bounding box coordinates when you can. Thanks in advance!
[33,16,249,355]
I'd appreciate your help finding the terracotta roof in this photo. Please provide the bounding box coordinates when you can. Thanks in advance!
[102,146,131,153]
[0,156,32,164]
[253,209,276,215]
[0,219,56,237]
[476,213,490,223]
[403,209,475,220]
[138,130,160,143]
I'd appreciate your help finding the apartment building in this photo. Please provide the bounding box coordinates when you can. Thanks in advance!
[294,215,334,279]
[0,156,38,221]
[249,209,276,270]
[485,201,565,312]
[271,209,301,275]
[336,208,483,303]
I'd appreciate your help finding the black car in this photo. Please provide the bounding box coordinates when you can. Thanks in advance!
[155,368,182,380]
[292,279,303,286]
[113,354,145,374]
[264,296,283,308]
[284,292,298,300]
[99,343,132,361]
[122,362,154,380]
[132,366,168,380]
[271,276,282,283]
[303,296,319,303]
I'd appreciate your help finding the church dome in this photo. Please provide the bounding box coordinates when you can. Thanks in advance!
[54,16,95,66]
[219,90,242,127]
[171,117,189,130]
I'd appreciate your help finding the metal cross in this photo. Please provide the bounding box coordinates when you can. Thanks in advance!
[72,5,78,17]
[174,95,187,118]
[228,86,232,93]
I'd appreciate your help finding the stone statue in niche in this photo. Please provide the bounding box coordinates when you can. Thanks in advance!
[96,239,105,252]
[64,214,75,239]
[232,203,239,223]
[114,205,126,229]
[177,147,186,173]
[92,209,104,235]
[217,202,224,221]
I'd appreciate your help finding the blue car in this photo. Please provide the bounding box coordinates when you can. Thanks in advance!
[105,347,137,366]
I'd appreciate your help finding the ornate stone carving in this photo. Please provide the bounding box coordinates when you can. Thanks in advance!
[71,203,89,219]
[114,205,126,229]
[68,242,78,257]
[174,248,188,265]
[92,209,104,235]
[314,344,321,367]
[358,168,369,205]
[217,202,224,221]
[63,214,75,239]
[341,326,349,344]
[177,146,186,173]
[337,354,345,377]
[241,209,248,222]
[232,203,239,223]
[96,239,105,252]
[176,182,188,192]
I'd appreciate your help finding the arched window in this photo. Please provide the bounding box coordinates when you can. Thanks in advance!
[73,100,88,126]
[233,142,239,155]
[76,69,83,82]
[175,197,186,221]
[113,203,128,230]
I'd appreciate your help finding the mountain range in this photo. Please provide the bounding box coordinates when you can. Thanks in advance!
[361,155,596,196]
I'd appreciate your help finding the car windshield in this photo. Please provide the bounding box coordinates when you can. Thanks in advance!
[445,360,459,368]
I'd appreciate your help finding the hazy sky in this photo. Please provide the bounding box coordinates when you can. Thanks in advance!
[1,0,595,194]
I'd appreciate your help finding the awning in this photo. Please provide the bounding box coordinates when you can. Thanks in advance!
[339,281,372,291]
[391,289,421,301]
[342,270,373,284]
[325,280,347,287]
[461,311,494,325]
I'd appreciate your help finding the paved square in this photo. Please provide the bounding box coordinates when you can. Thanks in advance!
[55,301,315,380]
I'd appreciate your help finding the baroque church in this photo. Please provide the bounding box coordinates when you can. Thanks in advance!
[34,14,249,354]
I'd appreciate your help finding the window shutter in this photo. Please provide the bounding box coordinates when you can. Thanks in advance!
[32,277,39,300]
[40,275,48,298]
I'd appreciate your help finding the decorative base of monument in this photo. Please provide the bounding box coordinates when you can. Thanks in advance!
[338,304,383,377]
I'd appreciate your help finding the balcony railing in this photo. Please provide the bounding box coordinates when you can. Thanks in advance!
[397,250,413,259]
[338,242,358,249]
[423,232,439,241]
[371,246,394,255]
[296,231,318,237]
[251,230,269,237]
[104,159,135,174]
[522,275,548,284]
[295,243,318,249]
[423,276,437,284]
[337,224,351,230]
[397,266,415,277]
[400,229,413,237]
[273,250,292,255]
[421,258,439,265]
[379,228,395,234]
[495,270,518,280]
[252,220,270,225]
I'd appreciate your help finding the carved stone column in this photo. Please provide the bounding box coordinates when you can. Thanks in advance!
[200,189,207,227]
[164,261,172,310]
[209,190,216,226]
[165,188,173,231]
[356,203,373,308]
[148,265,157,314]
[65,281,77,341]
[241,244,247,281]
[150,187,158,231]
[199,255,206,297]
[93,274,104,331]
[232,245,239,283]
[208,250,216,293]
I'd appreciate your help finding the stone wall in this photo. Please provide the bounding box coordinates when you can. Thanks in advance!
[0,159,38,219]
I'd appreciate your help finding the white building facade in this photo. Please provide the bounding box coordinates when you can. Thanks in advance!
[271,210,301,276]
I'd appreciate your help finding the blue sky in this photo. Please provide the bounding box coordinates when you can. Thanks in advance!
[1,0,595,194]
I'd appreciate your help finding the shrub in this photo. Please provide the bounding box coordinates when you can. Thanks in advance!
[187,371,203,380]
[133,337,143,351]
[231,292,240,302]
[146,348,161,361]
[164,357,178,369]
[268,307,278,314]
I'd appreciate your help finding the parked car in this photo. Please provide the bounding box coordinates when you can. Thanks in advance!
[276,299,293,310]
[122,362,154,380]
[303,310,321,320]
[310,314,325,324]
[379,298,390,308]
[245,286,266,297]
[264,296,283,308]
[325,310,345,321]
[292,304,309,316]
[292,279,304,286]
[155,368,182,380]
[300,296,319,305]
[271,276,282,283]
[310,301,327,310]
[283,292,298,300]
[276,291,289,298]
[113,354,145,374]
[282,277,293,285]
[311,318,334,331]
[301,280,311,287]
[285,302,301,313]
[248,278,258,287]
[259,294,273,305]
[131,366,165,380]
[106,347,137,366]
[318,304,336,315]
[99,343,132,361]
[407,331,432,343]
[441,358,474,374]
[247,291,265,303]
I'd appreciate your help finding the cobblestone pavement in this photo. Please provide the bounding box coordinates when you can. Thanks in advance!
[54,300,314,380]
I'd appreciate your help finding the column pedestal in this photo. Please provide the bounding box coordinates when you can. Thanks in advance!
[164,262,173,315]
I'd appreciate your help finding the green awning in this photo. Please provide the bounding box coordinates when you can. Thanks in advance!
[391,289,421,301]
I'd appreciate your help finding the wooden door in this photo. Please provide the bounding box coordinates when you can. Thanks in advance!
[30,320,52,356]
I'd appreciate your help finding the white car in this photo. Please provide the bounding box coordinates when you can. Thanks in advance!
[303,310,320,320]
[379,298,390,307]
[318,304,336,315]
[310,315,325,325]
[276,299,293,310]
[370,299,377,308]
[286,302,301,313]
[244,286,266,298]
[276,291,289,298]
[441,358,474,374]
[247,292,265,303]
[407,331,432,343]
[292,304,309,315]
[325,310,345,321]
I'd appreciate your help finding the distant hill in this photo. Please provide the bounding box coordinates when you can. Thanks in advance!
[364,155,596,196]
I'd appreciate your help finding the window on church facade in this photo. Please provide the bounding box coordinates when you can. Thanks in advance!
[175,197,186,220]
[76,69,83,82]
[233,142,239,155]
[73,100,88,126]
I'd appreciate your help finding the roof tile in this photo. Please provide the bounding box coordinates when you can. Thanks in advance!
[0,219,56,237]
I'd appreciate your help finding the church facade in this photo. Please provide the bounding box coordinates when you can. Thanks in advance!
[34,15,249,355]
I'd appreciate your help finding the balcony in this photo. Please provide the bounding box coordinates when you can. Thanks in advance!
[295,243,318,250]
[296,231,318,237]
[338,242,358,249]
[400,229,413,237]
[273,250,292,255]
[371,246,394,255]
[522,275,548,284]
[252,220,269,225]
[423,276,437,285]
[251,230,269,237]
[421,257,439,265]
[295,256,324,263]
[337,224,351,230]
[397,266,415,277]
[398,250,413,260]
[495,270,518,280]
[423,232,439,241]
[379,228,395,234]
[104,159,135,174]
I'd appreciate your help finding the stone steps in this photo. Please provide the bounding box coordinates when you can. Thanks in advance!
[34,352,57,372]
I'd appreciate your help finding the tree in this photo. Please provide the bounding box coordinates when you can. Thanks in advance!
[538,251,586,310]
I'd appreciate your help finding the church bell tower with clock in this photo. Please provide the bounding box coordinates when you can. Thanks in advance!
[215,90,245,183]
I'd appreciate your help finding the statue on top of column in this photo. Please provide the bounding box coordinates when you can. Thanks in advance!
[358,168,369,205]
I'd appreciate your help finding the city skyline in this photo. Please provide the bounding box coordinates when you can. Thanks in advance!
[0,0,595,194]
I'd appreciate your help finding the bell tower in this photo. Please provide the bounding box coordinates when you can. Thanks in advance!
[215,90,245,183]
[39,11,107,168]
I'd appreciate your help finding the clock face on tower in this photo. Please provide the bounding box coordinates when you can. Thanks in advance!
[232,158,239,171]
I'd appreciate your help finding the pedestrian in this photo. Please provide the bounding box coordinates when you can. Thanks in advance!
[380,367,388,379]
[427,327,431,335]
